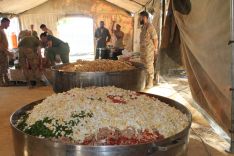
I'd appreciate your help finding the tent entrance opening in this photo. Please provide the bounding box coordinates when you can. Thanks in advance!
[57,16,94,62]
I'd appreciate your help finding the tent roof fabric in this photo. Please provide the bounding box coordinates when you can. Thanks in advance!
[106,0,149,13]
[0,0,149,14]
[0,0,48,14]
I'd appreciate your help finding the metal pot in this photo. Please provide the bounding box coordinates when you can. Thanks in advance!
[10,93,192,156]
[51,62,146,93]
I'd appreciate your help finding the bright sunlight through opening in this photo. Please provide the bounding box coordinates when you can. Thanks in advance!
[57,16,95,62]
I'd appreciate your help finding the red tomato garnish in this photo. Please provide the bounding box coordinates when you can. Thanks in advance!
[107,95,126,104]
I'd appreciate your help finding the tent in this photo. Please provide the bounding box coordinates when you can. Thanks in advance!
[0,0,232,152]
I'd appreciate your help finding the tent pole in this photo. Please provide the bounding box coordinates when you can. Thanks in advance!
[227,0,234,153]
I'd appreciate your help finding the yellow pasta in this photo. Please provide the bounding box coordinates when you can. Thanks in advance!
[58,60,135,72]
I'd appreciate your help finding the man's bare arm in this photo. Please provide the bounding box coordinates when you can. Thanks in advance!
[111,21,116,33]
[153,38,158,52]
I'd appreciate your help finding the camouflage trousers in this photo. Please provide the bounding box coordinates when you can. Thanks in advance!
[140,50,155,87]
[46,43,70,66]
[19,47,42,84]
[0,51,9,84]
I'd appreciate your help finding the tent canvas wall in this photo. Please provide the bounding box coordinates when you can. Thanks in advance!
[172,0,231,137]
[18,0,134,52]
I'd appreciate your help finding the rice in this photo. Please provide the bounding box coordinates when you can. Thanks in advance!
[58,60,135,72]
[18,86,189,144]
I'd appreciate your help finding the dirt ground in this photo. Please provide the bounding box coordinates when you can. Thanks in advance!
[0,77,234,156]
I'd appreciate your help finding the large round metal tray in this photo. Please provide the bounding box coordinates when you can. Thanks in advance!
[10,93,192,156]
[51,61,146,93]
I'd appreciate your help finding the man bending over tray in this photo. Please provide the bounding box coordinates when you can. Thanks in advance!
[40,32,70,66]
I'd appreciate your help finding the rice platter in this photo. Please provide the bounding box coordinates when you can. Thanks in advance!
[16,86,189,146]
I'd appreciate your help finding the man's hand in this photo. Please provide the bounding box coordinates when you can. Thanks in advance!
[154,48,158,54]
[96,37,102,40]
[47,41,52,48]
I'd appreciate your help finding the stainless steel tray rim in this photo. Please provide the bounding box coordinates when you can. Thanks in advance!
[10,94,192,151]
[50,61,146,74]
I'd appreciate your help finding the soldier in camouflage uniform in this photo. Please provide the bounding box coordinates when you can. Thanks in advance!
[40,32,70,66]
[18,31,42,88]
[18,30,29,42]
[139,11,158,89]
[0,18,12,86]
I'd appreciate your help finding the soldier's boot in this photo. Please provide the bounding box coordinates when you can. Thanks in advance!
[145,77,154,89]
[0,75,4,87]
[26,81,34,89]
[28,83,34,89]
[35,80,44,87]
[3,74,10,86]
[35,72,44,87]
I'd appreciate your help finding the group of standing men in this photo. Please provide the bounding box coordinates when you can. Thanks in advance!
[95,20,124,60]
[94,11,158,89]
[0,10,157,89]
[19,24,70,88]
[0,18,70,88]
